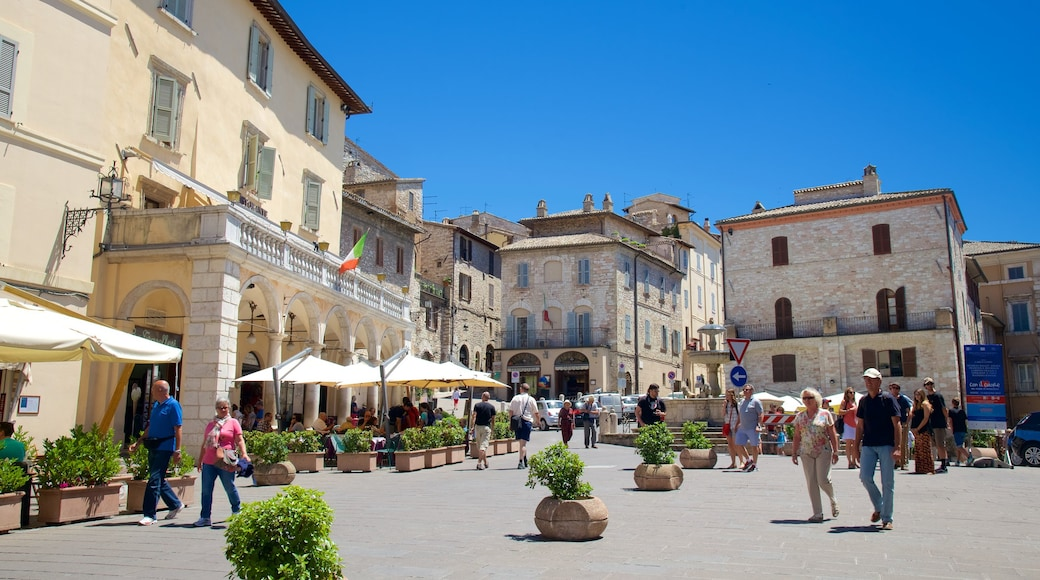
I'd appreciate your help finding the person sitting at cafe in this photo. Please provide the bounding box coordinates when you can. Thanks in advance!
[357,409,384,436]
[288,413,305,432]
[312,412,331,434]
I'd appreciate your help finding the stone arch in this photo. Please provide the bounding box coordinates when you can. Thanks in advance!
[239,276,279,322]
[116,280,191,323]
[284,291,321,341]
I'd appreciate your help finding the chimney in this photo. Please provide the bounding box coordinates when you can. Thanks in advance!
[603,193,613,213]
[863,164,881,195]
[471,210,479,229]
[752,201,766,214]
[583,193,594,212]
[703,218,710,231]
[536,199,547,218]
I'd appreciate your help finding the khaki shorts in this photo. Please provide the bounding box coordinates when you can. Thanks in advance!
[474,425,492,451]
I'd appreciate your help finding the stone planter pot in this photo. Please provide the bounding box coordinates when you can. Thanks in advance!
[0,491,25,533]
[633,463,684,491]
[492,440,509,455]
[446,445,466,464]
[395,450,425,472]
[534,496,609,541]
[125,475,197,513]
[508,439,521,453]
[781,442,794,456]
[287,452,325,473]
[337,452,376,473]
[424,447,448,469]
[679,448,718,469]
[253,461,297,486]
[469,440,483,458]
[38,482,122,524]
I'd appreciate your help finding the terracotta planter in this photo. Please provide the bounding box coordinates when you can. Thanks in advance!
[633,463,684,491]
[447,445,466,464]
[534,496,609,541]
[288,452,325,473]
[0,492,24,533]
[781,442,795,456]
[469,440,482,458]
[508,440,521,453]
[679,448,718,469]
[395,450,425,472]
[338,452,376,473]
[493,440,509,455]
[125,475,196,513]
[424,447,448,469]
[253,461,297,486]
[38,482,122,524]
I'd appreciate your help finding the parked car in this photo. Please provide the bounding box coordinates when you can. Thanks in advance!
[572,393,623,428]
[536,399,563,431]
[1009,411,1040,467]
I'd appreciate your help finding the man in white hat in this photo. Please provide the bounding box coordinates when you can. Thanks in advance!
[857,368,901,530]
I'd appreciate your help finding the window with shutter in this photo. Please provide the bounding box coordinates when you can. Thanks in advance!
[0,36,16,119]
[872,224,891,255]
[862,349,878,370]
[375,237,383,267]
[578,258,590,285]
[302,179,321,230]
[660,325,667,352]
[305,85,328,143]
[150,75,179,146]
[772,236,789,266]
[644,320,651,347]
[624,315,631,342]
[257,146,275,199]
[772,354,797,382]
[247,23,274,94]
[517,262,529,288]
[242,133,259,190]
[775,298,793,338]
[161,0,193,27]
[396,246,404,275]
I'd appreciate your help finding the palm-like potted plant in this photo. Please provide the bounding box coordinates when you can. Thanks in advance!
[285,430,326,473]
[633,421,683,490]
[337,428,376,473]
[124,440,197,513]
[225,485,342,580]
[34,424,124,523]
[395,427,426,472]
[0,458,30,532]
[440,417,467,464]
[678,421,718,469]
[525,442,608,541]
[244,431,296,486]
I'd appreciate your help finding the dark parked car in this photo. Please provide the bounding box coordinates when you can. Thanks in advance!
[1009,411,1040,467]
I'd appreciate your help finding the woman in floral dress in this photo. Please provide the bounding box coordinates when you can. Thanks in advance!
[791,387,840,523]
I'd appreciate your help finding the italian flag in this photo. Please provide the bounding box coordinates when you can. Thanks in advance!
[338,232,367,274]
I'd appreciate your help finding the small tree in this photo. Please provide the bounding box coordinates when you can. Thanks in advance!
[225,485,342,580]
[0,458,30,494]
[525,442,593,500]
[634,421,675,465]
[681,421,713,449]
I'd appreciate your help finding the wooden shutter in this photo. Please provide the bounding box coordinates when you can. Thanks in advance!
[247,24,260,84]
[901,347,917,377]
[862,349,877,370]
[526,314,535,346]
[876,290,890,331]
[303,179,321,229]
[0,37,16,118]
[772,354,796,382]
[256,146,275,199]
[775,298,793,338]
[872,224,891,255]
[151,75,178,144]
[396,246,404,274]
[506,316,516,349]
[375,237,383,266]
[895,287,907,330]
[306,85,316,136]
[772,236,788,266]
[321,97,330,144]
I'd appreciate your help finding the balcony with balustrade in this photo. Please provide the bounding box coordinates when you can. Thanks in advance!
[498,328,610,351]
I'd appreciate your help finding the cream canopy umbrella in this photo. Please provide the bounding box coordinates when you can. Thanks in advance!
[779,395,802,413]
[234,355,356,385]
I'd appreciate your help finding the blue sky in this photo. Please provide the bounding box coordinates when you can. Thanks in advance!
[283,1,1039,243]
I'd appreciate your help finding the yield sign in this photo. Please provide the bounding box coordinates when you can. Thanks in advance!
[727,338,750,365]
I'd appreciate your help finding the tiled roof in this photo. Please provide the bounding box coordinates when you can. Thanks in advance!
[964,241,1040,255]
[499,233,615,252]
[716,188,953,225]
[792,180,862,194]
[521,208,613,221]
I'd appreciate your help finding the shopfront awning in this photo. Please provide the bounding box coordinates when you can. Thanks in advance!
[508,365,541,373]
[554,364,589,371]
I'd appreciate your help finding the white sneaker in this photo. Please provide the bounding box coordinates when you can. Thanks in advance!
[164,505,183,520]
[193,517,211,527]
[138,517,156,526]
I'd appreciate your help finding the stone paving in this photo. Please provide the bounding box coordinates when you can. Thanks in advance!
[0,431,1038,579]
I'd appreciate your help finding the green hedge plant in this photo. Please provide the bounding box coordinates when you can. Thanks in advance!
[525,442,593,500]
[399,427,425,452]
[492,412,513,440]
[0,458,30,494]
[681,421,713,450]
[225,485,342,580]
[285,430,325,453]
[440,421,466,446]
[341,429,372,454]
[634,421,675,465]
[35,424,121,489]
[243,431,288,465]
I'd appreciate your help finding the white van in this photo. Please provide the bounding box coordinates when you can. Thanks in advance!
[573,393,623,427]
[536,399,563,431]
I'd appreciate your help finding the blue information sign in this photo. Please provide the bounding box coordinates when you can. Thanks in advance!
[964,344,1006,430]
[730,365,748,388]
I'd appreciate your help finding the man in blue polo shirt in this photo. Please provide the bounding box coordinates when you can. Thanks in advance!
[857,368,901,530]
[130,379,184,526]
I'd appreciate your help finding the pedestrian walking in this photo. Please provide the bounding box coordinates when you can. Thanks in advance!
[509,383,539,469]
[723,388,746,469]
[559,400,574,447]
[910,388,935,475]
[130,379,185,526]
[452,388,461,414]
[470,392,496,470]
[791,388,840,522]
[837,388,860,469]
[736,385,763,472]
[923,378,951,473]
[949,398,969,465]
[889,383,913,469]
[194,397,250,527]
[857,368,901,530]
[583,396,600,448]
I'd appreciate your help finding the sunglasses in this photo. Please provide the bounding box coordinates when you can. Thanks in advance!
[801,396,814,400]
[217,406,229,410]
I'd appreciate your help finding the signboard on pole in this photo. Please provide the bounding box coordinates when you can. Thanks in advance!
[730,365,748,388]
[964,344,1006,430]
[727,338,750,365]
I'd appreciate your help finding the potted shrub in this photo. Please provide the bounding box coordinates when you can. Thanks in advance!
[395,428,426,472]
[492,413,513,455]
[225,485,342,580]
[525,442,608,541]
[782,424,796,456]
[633,422,683,490]
[423,426,447,469]
[0,458,30,533]
[35,424,124,523]
[678,421,718,469]
[124,442,197,513]
[245,431,296,486]
[440,417,467,464]
[285,430,326,473]
[337,428,376,473]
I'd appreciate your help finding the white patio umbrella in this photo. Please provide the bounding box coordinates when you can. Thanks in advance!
[821,390,863,411]
[779,395,802,413]
[233,355,352,384]
[750,391,784,405]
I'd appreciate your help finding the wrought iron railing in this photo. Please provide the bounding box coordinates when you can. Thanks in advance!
[498,328,608,350]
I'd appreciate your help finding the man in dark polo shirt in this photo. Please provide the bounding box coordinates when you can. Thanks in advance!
[924,378,951,473]
[856,368,901,531]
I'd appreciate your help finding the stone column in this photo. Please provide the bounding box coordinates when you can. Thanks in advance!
[265,331,284,424]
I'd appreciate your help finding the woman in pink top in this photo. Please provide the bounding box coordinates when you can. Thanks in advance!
[193,397,249,527]
[837,388,860,469]
[792,388,840,523]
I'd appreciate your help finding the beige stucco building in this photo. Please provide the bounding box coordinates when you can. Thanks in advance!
[2,0,413,452]
[716,166,981,402]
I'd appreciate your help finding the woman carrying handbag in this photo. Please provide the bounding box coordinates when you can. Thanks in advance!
[194,397,250,527]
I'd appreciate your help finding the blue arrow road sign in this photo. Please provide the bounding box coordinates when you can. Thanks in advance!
[730,365,748,387]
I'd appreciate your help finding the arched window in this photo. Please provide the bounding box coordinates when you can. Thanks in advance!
[485,345,494,372]
[876,288,907,331]
[459,345,470,367]
[775,298,793,338]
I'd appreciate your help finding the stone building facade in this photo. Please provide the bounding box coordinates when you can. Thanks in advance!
[716,166,980,402]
